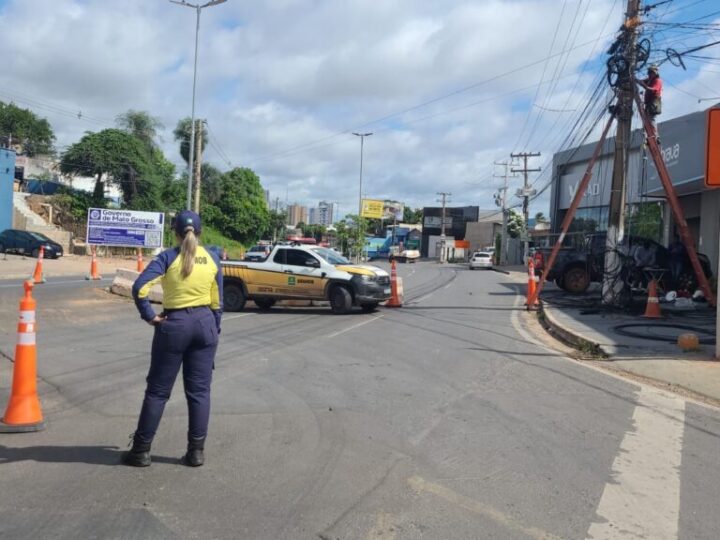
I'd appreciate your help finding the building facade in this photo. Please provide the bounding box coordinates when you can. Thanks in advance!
[420,206,479,257]
[549,105,720,273]
[308,201,334,226]
[287,204,308,227]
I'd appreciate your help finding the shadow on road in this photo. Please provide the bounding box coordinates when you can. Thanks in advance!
[0,445,179,466]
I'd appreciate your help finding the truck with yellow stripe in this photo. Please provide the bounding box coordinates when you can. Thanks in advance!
[221,244,391,314]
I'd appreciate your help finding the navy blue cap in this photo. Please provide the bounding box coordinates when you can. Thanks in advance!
[174,210,202,235]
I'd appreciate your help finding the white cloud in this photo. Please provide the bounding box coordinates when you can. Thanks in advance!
[7,0,714,221]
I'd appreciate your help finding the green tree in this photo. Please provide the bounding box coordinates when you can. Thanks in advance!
[534,212,548,224]
[173,117,208,165]
[506,209,525,239]
[116,109,163,149]
[203,167,269,244]
[60,128,173,209]
[264,210,288,241]
[200,164,224,206]
[403,207,423,224]
[0,101,55,156]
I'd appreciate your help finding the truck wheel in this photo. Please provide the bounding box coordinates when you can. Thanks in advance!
[360,302,379,313]
[224,283,247,312]
[562,267,590,294]
[554,277,564,288]
[330,285,352,314]
[254,298,275,311]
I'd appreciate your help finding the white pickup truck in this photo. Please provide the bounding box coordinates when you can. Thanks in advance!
[221,244,391,314]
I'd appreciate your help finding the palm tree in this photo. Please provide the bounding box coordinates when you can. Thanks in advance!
[173,117,208,165]
[534,212,548,224]
[116,110,163,148]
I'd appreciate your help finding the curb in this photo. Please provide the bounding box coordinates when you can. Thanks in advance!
[538,302,609,358]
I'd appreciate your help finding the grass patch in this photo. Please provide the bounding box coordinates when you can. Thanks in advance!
[200,226,246,259]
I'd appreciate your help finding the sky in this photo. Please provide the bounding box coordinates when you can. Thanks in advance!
[2,0,719,220]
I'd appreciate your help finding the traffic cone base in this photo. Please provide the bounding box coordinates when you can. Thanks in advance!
[643,279,662,319]
[1,280,45,432]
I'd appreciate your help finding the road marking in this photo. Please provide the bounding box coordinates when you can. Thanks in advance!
[407,476,562,540]
[0,277,110,288]
[586,386,685,540]
[326,315,384,339]
[364,512,396,540]
[223,313,255,321]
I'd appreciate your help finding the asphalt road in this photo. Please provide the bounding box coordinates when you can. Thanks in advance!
[0,262,718,540]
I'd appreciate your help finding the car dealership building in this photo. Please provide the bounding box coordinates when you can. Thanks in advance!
[549,105,720,274]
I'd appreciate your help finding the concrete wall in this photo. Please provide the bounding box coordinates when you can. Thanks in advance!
[465,222,501,252]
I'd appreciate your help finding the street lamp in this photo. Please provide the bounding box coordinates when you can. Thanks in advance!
[169,0,227,211]
[353,132,372,261]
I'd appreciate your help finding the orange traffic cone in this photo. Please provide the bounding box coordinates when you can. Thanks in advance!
[86,247,101,280]
[0,280,45,432]
[526,259,538,309]
[643,279,662,319]
[30,245,46,284]
[386,259,402,307]
[136,249,144,272]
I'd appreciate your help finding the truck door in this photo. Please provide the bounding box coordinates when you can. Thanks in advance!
[282,249,326,298]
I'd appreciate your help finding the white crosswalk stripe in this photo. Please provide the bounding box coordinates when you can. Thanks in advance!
[586,386,686,540]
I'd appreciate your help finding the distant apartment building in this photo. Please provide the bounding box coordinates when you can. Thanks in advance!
[309,201,334,226]
[287,204,308,226]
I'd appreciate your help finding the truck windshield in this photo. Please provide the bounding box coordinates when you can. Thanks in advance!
[311,247,350,265]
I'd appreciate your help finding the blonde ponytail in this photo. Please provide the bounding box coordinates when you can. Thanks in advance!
[180,227,198,279]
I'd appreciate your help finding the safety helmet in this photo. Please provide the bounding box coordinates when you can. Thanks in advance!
[648,64,659,75]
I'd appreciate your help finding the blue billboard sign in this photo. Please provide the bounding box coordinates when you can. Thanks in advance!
[86,208,164,248]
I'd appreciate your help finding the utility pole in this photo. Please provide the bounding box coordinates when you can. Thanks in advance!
[437,192,451,262]
[170,0,227,211]
[192,119,204,214]
[353,132,372,262]
[511,152,541,262]
[494,161,518,265]
[603,0,641,305]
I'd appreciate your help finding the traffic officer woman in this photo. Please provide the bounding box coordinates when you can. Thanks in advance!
[124,210,223,467]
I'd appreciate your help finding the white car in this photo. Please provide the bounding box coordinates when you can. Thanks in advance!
[469,251,493,270]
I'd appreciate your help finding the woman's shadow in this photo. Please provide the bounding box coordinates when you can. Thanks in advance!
[0,444,179,465]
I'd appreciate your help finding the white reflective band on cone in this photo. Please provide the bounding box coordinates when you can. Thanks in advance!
[19,311,36,323]
[17,333,36,345]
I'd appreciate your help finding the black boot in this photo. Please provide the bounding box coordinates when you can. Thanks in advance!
[182,436,205,467]
[122,434,152,467]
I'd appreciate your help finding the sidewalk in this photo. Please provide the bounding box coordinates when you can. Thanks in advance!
[0,253,139,280]
[538,283,720,403]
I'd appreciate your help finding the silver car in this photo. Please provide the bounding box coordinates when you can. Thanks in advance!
[469,251,493,270]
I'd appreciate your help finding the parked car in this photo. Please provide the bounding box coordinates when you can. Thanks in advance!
[0,229,64,259]
[533,232,712,294]
[469,251,493,270]
[244,244,272,262]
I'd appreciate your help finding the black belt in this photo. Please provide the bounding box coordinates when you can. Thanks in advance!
[163,305,211,313]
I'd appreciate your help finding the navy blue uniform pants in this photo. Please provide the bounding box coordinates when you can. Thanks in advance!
[135,307,219,442]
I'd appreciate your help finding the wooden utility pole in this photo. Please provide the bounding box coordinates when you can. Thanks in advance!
[511,152,541,262]
[192,119,204,214]
[494,161,518,265]
[603,0,641,305]
[437,191,451,262]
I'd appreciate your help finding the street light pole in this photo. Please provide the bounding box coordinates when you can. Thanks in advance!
[353,132,372,262]
[170,0,227,211]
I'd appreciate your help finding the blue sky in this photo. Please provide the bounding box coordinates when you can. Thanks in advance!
[1,0,719,219]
